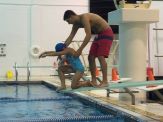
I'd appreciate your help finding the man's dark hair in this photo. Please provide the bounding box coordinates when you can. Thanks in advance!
[63,10,77,20]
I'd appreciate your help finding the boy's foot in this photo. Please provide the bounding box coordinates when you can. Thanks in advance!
[89,81,98,87]
[78,81,94,87]
[78,81,90,87]
[87,81,94,87]
[98,82,109,87]
[56,86,66,92]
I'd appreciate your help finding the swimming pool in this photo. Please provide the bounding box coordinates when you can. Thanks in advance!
[0,81,150,122]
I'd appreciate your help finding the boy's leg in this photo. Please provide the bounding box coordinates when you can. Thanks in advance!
[71,71,91,89]
[98,56,108,87]
[71,71,83,89]
[88,55,98,86]
[71,71,92,89]
[57,65,74,91]
[57,66,66,91]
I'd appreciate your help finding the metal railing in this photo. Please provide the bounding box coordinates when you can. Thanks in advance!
[13,62,54,81]
[27,62,30,81]
[153,24,163,75]
[14,62,18,81]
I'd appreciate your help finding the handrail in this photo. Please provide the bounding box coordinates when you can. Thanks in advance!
[13,63,54,81]
[153,28,163,30]
[27,62,30,81]
[155,55,163,57]
[14,62,18,81]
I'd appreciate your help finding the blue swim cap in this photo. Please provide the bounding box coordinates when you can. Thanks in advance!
[55,43,66,52]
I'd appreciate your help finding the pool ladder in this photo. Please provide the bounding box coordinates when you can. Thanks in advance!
[27,62,31,81]
[14,62,18,81]
[14,63,54,81]
[14,62,31,81]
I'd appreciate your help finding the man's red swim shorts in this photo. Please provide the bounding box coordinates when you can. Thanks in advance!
[89,27,114,58]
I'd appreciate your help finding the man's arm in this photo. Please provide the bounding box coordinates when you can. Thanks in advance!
[75,15,91,56]
[64,25,79,47]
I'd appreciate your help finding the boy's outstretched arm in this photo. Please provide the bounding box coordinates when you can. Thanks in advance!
[39,49,70,58]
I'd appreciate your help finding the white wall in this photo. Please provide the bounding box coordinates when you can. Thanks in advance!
[0,5,29,77]
[0,0,89,78]
[149,1,163,76]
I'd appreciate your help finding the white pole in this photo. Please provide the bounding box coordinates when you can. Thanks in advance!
[119,23,147,81]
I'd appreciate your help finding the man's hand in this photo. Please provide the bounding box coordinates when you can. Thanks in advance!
[74,49,82,57]
[39,52,47,58]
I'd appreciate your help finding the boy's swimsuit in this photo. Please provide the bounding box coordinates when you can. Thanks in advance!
[89,27,114,58]
[66,54,84,73]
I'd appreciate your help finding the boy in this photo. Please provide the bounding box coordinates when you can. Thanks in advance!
[39,43,91,91]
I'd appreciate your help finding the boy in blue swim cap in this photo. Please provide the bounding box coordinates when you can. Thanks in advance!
[39,43,91,91]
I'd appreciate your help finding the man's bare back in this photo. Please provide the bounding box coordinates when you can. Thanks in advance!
[76,13,110,34]
[64,11,111,54]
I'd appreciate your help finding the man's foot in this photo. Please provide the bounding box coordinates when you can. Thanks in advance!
[56,86,66,92]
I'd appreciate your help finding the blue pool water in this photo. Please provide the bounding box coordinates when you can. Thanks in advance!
[0,83,142,122]
[0,84,60,99]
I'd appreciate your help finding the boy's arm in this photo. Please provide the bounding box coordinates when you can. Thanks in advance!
[64,25,79,47]
[39,50,69,58]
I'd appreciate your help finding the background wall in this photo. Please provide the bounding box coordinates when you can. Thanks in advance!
[149,1,163,76]
[0,0,89,78]
[0,0,163,79]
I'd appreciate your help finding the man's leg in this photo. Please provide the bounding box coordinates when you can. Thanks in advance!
[98,56,108,86]
[88,55,98,85]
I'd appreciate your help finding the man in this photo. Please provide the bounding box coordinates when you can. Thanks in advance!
[63,10,114,87]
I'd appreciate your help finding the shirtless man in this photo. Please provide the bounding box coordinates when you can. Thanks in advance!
[63,10,114,87]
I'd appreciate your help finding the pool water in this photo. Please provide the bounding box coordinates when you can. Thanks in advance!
[0,84,116,121]
[0,84,60,99]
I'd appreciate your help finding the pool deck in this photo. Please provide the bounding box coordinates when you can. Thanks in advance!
[0,76,163,122]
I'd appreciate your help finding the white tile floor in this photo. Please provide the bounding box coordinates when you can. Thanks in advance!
[137,103,163,116]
